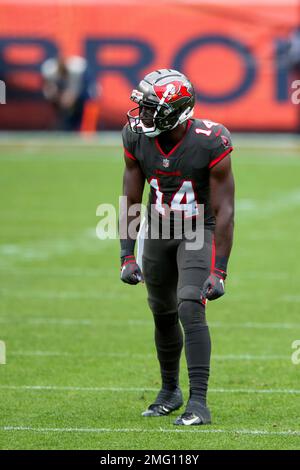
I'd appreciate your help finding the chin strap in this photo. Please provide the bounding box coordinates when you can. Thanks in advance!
[142,107,194,137]
[157,107,193,135]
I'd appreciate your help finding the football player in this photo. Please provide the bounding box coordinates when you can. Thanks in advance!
[119,69,235,425]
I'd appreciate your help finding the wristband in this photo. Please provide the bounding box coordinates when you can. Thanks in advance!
[215,255,228,273]
[120,238,136,259]
[121,254,135,265]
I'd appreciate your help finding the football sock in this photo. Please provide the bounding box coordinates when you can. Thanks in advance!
[178,300,211,404]
[153,312,183,391]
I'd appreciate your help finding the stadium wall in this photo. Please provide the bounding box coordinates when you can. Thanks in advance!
[0,0,298,131]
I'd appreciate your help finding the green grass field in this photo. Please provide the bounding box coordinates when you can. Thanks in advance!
[0,135,300,450]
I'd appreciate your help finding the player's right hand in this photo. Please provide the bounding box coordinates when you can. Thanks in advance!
[120,255,144,285]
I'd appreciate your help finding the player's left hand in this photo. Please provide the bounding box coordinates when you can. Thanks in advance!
[201,268,227,301]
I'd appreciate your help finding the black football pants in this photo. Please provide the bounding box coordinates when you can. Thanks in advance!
[142,228,214,405]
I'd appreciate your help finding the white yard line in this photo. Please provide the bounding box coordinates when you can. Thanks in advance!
[1,426,300,437]
[0,266,114,277]
[1,385,299,394]
[0,289,129,300]
[0,229,112,265]
[4,290,298,303]
[0,316,299,330]
[0,317,93,326]
[128,319,300,330]
[0,266,292,280]
[9,351,289,361]
[236,191,300,218]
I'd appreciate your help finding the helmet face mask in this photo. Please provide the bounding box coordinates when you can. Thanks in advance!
[127,69,195,137]
[127,102,185,137]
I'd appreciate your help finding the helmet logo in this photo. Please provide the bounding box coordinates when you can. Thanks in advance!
[154,80,191,103]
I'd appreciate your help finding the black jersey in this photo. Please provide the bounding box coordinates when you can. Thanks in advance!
[122,118,233,229]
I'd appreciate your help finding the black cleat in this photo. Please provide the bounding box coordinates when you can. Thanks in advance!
[174,399,211,425]
[142,387,183,417]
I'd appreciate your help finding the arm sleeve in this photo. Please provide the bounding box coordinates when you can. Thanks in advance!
[209,124,233,169]
[122,124,137,161]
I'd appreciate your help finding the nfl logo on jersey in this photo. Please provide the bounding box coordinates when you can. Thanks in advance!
[163,158,169,168]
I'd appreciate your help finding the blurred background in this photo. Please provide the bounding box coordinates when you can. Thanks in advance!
[0,0,299,132]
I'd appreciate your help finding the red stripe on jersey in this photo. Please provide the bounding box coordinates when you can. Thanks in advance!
[209,147,233,169]
[210,235,216,273]
[124,147,137,161]
[155,119,192,157]
[155,169,182,176]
